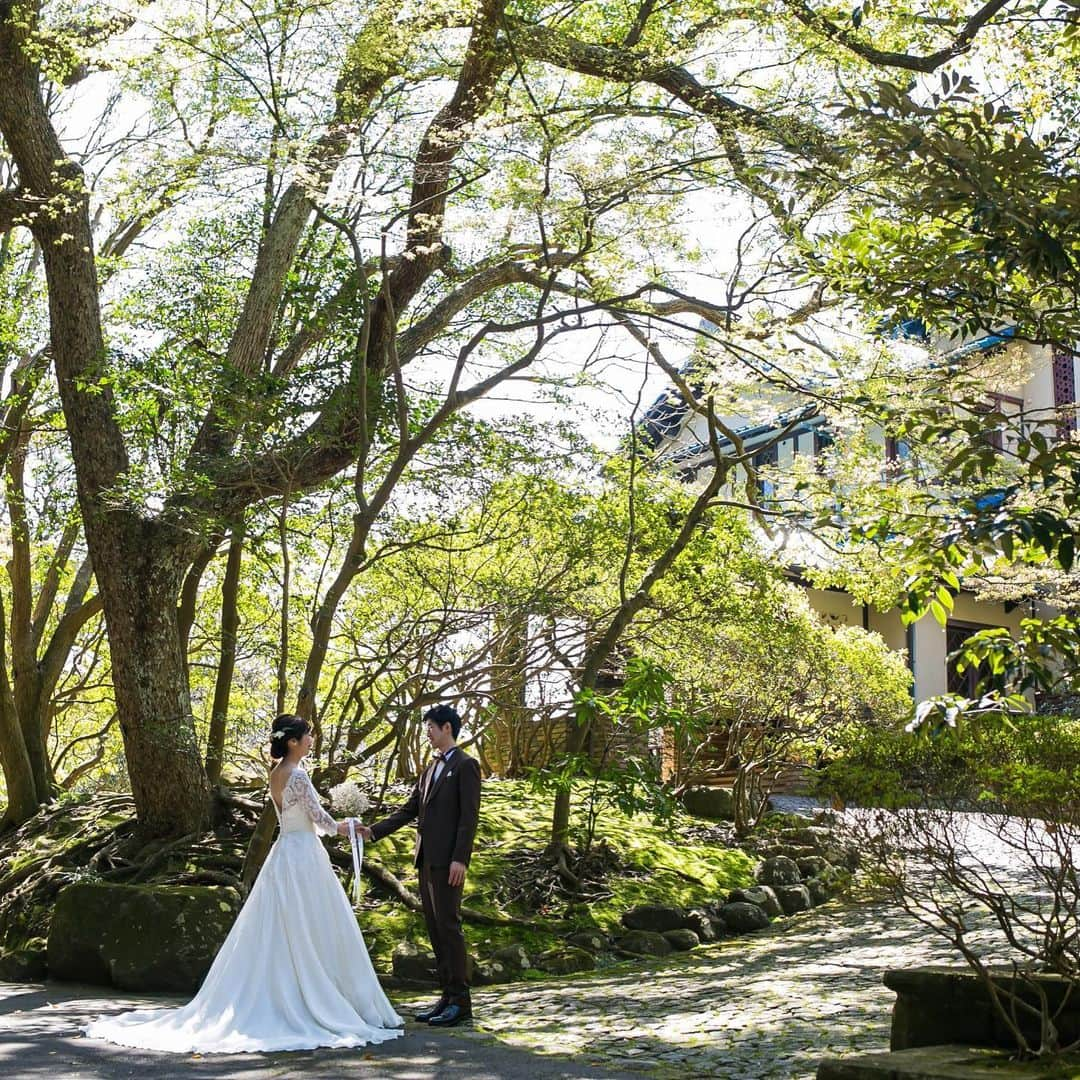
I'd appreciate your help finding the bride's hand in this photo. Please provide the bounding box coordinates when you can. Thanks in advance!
[336,819,353,837]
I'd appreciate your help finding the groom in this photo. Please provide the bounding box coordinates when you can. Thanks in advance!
[361,704,481,1027]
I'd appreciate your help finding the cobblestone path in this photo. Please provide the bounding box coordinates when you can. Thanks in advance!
[456,895,956,1079]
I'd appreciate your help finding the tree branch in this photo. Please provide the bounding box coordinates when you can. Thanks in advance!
[781,0,1015,73]
[505,16,838,163]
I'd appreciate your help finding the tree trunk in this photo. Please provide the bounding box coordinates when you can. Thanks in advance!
[550,450,733,849]
[0,596,38,827]
[97,536,212,835]
[0,44,211,835]
[6,421,53,800]
[206,527,244,785]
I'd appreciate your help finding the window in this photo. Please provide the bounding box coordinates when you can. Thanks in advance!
[946,620,998,697]
[974,393,1024,452]
[1053,348,1076,435]
[752,442,778,501]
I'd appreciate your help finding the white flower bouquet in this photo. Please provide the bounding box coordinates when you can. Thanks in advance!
[329,780,370,819]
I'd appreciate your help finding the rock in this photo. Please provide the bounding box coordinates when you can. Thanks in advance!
[796,855,831,878]
[758,843,821,862]
[757,855,802,887]
[681,909,716,943]
[663,928,700,952]
[567,930,608,953]
[47,882,241,992]
[727,885,783,919]
[473,959,515,986]
[491,943,532,972]
[778,825,834,849]
[681,785,735,820]
[718,901,770,933]
[806,877,831,906]
[708,915,728,938]
[616,930,673,957]
[621,904,686,933]
[535,947,597,974]
[391,940,438,983]
[775,884,812,915]
[0,945,47,982]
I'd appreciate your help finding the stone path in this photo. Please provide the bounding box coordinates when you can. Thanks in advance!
[466,895,959,1078]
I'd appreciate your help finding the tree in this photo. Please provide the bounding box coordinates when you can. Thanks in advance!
[1,0,1033,832]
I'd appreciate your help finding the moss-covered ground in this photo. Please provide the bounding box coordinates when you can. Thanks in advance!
[357,778,755,973]
[0,780,755,981]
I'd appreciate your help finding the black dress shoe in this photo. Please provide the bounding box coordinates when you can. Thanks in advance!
[428,1002,472,1027]
[414,998,449,1022]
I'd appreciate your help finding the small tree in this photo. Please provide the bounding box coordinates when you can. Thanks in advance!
[821,715,1080,1058]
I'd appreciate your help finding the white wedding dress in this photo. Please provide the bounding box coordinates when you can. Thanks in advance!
[84,767,403,1053]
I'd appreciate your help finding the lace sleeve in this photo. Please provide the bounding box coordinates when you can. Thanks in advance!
[285,770,338,837]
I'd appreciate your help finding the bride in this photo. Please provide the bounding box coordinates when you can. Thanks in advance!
[84,715,403,1053]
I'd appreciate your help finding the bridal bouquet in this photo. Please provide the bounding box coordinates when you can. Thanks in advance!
[329,781,370,906]
[329,780,370,819]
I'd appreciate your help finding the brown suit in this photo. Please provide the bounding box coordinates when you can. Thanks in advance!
[370,748,481,1002]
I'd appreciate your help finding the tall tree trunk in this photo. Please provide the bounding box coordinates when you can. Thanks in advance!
[206,527,244,785]
[0,595,38,827]
[98,537,212,834]
[5,423,52,799]
[0,40,211,835]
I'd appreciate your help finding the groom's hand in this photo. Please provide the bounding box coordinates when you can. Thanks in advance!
[448,861,467,887]
[357,824,373,841]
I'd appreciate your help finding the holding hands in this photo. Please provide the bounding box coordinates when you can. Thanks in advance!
[335,818,373,840]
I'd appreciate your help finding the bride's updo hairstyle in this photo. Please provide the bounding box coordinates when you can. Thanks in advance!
[269,714,309,760]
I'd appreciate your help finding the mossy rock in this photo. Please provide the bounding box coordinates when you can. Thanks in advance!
[728,885,783,919]
[566,930,608,953]
[663,928,700,952]
[491,943,532,971]
[616,929,673,957]
[534,947,597,975]
[0,943,47,982]
[682,786,735,820]
[47,882,241,992]
[391,940,437,983]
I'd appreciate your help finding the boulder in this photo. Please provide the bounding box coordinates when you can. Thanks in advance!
[681,909,716,943]
[391,940,438,983]
[663,929,700,952]
[491,943,532,972]
[757,855,801,887]
[758,843,821,863]
[534,947,597,975]
[567,930,608,953]
[616,930,673,957]
[718,901,770,933]
[47,882,241,992]
[0,945,47,983]
[472,959,510,986]
[806,877,831,906]
[727,885,783,919]
[682,785,735,820]
[775,884,812,915]
[778,825,839,849]
[796,855,832,879]
[621,904,685,933]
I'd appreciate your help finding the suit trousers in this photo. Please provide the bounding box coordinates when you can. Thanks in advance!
[418,862,469,1002]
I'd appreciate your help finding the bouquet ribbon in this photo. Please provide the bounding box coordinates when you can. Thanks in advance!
[347,818,364,906]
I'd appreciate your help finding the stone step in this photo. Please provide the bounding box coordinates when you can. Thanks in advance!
[817,1044,1080,1079]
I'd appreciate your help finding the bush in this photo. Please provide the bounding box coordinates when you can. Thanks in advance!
[819,714,1080,1057]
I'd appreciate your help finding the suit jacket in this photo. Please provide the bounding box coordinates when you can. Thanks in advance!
[370,748,481,868]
